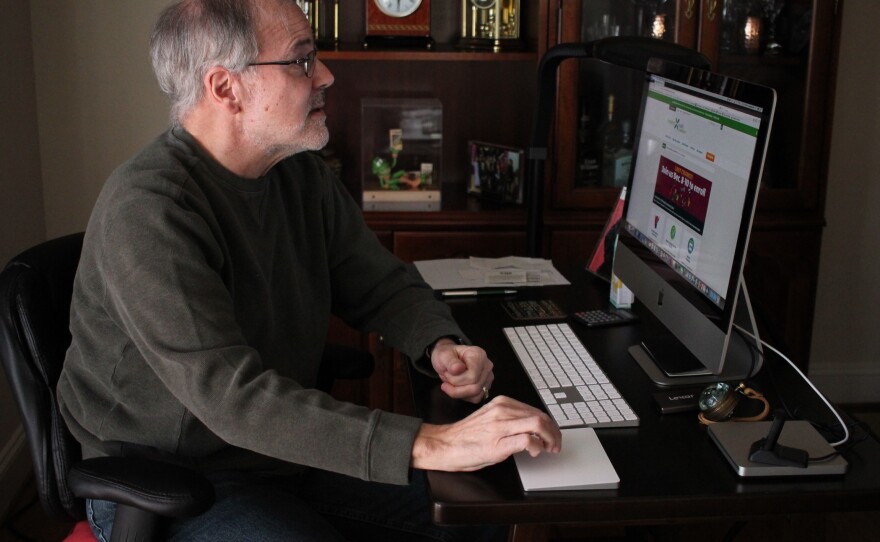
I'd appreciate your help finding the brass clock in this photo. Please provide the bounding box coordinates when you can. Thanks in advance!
[459,0,522,52]
[295,1,339,48]
[364,0,433,49]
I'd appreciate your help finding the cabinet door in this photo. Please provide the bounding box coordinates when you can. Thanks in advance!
[393,231,526,262]
[550,0,836,215]
[549,0,699,211]
[698,0,837,213]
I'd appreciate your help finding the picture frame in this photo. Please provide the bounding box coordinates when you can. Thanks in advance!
[467,141,524,204]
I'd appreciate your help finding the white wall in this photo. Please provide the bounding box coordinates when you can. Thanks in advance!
[808,0,880,403]
[30,0,170,238]
[0,0,48,517]
[1,3,46,261]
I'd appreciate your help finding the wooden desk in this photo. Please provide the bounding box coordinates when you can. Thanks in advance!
[409,269,880,541]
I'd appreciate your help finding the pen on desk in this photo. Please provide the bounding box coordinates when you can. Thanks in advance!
[440,289,518,298]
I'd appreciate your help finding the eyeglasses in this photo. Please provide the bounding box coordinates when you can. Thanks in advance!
[247,48,317,78]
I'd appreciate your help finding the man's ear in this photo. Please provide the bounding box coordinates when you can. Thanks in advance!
[204,66,242,114]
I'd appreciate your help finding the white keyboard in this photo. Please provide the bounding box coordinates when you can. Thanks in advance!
[504,323,639,428]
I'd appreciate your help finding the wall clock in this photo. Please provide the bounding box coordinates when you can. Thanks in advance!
[365,0,433,48]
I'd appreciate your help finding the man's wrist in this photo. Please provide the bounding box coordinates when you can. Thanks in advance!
[411,423,442,470]
[424,335,466,361]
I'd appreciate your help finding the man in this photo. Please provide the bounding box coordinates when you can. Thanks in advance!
[57,0,561,540]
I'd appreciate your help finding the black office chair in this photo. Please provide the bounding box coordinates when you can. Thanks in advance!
[0,233,374,541]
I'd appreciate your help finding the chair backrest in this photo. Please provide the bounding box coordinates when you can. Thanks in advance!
[0,232,86,522]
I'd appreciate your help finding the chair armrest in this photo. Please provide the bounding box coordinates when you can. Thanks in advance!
[67,456,214,519]
[317,343,375,392]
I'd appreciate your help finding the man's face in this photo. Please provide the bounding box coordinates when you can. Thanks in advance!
[240,0,334,163]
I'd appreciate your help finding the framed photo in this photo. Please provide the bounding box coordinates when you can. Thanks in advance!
[467,141,524,204]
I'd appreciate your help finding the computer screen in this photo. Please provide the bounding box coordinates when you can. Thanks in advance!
[613,58,776,387]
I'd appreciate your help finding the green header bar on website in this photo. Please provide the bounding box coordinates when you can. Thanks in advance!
[647,90,759,137]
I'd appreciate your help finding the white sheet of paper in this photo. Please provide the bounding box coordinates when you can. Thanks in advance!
[413,258,570,291]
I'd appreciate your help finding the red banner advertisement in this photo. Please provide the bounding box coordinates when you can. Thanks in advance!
[652,156,712,234]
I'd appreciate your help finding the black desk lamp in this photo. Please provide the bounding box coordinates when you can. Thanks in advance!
[526,37,711,257]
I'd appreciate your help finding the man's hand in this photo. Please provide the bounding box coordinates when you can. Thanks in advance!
[430,338,494,404]
[411,396,562,472]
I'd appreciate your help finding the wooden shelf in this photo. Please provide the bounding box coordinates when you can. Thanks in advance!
[321,44,537,62]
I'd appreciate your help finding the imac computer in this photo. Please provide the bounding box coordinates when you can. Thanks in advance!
[612,59,776,387]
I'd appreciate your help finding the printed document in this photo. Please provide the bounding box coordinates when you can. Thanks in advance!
[414,257,570,291]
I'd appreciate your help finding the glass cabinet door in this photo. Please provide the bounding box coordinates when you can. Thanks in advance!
[551,0,700,210]
[701,0,833,212]
[579,0,687,42]
[550,0,834,213]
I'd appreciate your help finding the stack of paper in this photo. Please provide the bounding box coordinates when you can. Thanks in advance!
[414,257,570,291]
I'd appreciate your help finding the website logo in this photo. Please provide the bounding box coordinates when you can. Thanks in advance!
[668,117,686,134]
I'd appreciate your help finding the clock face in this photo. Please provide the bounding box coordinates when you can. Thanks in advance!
[374,0,423,18]
[471,0,496,9]
[365,0,432,43]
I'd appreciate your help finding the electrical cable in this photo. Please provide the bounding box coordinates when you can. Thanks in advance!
[733,325,798,420]
[733,325,761,380]
[734,323,850,448]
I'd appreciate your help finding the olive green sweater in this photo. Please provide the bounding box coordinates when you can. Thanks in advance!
[57,128,463,485]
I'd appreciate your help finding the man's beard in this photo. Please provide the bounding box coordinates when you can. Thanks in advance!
[276,91,328,154]
[249,108,330,163]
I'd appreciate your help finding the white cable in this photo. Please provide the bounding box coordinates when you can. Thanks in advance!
[734,324,850,448]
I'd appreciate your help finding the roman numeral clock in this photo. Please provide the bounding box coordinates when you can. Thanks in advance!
[364,0,433,48]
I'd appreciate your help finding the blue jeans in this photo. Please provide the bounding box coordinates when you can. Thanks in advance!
[87,469,504,542]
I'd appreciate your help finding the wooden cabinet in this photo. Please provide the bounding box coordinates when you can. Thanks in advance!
[323,1,840,409]
[320,2,550,199]
[394,231,526,262]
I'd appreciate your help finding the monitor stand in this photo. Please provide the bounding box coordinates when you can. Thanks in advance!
[708,420,847,477]
[630,281,763,387]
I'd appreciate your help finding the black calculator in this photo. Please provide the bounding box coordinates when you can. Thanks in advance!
[572,308,639,328]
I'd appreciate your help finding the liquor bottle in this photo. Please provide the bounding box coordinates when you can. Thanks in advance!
[577,105,601,186]
[601,94,623,186]
[612,120,633,187]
